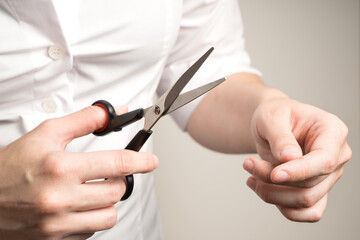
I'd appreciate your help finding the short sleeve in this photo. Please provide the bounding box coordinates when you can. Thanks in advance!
[157,0,261,130]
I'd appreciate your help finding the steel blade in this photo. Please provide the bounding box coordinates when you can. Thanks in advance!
[166,77,226,114]
[142,47,214,131]
[163,47,214,113]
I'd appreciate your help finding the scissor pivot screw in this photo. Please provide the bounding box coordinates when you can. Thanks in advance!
[154,106,161,115]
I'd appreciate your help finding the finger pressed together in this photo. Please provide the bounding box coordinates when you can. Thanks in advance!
[0,105,160,239]
[246,166,343,209]
[35,206,117,237]
[59,150,159,182]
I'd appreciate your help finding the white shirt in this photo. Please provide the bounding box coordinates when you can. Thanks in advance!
[0,0,259,239]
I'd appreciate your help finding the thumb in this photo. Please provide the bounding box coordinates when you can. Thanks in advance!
[258,119,303,183]
[255,113,303,163]
[40,105,128,148]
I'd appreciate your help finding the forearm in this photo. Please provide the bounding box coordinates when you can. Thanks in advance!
[187,72,288,153]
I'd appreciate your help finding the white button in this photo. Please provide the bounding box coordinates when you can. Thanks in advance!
[48,44,65,60]
[41,98,57,113]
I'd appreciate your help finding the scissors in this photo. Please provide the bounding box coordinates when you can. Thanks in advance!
[92,47,225,201]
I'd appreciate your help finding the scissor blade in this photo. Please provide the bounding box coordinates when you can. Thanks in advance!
[166,77,226,114]
[163,47,214,113]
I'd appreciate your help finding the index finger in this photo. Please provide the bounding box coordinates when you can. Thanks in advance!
[64,150,159,182]
[271,142,351,183]
[40,105,128,149]
[270,114,351,183]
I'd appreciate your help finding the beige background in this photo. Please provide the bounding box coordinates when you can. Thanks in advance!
[153,0,360,239]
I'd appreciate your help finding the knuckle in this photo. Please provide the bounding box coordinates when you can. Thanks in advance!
[103,207,118,230]
[309,209,323,222]
[115,153,134,175]
[42,153,68,178]
[298,191,316,208]
[277,206,299,222]
[35,191,64,214]
[283,212,298,222]
[108,182,123,204]
[324,158,336,174]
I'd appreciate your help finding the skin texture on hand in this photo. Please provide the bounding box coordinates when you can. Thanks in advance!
[0,105,159,240]
[187,72,352,222]
[244,98,351,222]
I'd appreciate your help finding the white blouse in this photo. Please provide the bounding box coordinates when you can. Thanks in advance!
[0,0,259,239]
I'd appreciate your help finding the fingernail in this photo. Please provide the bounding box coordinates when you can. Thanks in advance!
[243,159,254,173]
[273,171,290,182]
[246,177,257,190]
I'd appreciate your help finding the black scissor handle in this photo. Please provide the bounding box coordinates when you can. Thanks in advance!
[121,129,153,201]
[91,100,150,201]
[92,100,144,136]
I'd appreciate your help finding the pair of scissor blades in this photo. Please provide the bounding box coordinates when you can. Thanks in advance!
[92,47,225,201]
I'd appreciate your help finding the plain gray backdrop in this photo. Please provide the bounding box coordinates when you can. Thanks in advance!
[153,0,360,239]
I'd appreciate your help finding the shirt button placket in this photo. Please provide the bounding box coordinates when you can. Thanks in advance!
[48,44,65,60]
[41,98,57,114]
[42,43,65,114]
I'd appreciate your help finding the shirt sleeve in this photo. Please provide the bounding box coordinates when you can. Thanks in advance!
[157,0,261,130]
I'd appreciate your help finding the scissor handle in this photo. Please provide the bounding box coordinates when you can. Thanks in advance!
[92,100,144,136]
[91,100,151,201]
[121,129,153,201]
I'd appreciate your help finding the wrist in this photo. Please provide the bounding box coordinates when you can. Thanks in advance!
[256,86,289,108]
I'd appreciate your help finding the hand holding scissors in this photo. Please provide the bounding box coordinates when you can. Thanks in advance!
[92,47,225,200]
